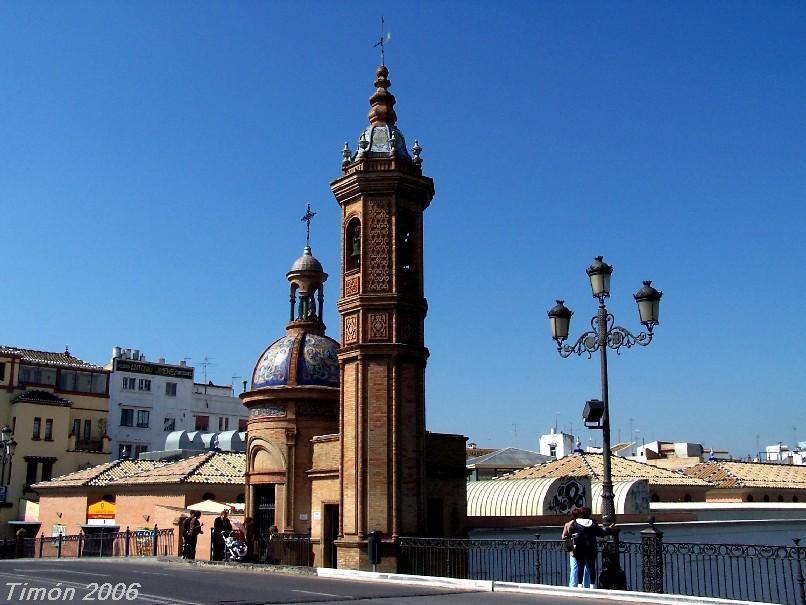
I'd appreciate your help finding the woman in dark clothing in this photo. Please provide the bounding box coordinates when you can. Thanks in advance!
[212,510,232,561]
[184,511,203,560]
[570,506,615,588]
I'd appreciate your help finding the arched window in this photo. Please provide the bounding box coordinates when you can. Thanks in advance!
[794,496,799,503]
[684,493,692,502]
[202,492,216,501]
[778,495,785,502]
[237,492,245,504]
[346,219,361,271]
[747,494,754,502]
[651,493,660,503]
[763,494,770,503]
[102,494,115,503]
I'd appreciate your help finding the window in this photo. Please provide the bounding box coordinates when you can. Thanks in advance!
[19,365,57,386]
[138,378,151,392]
[549,444,557,458]
[238,418,248,432]
[44,419,53,441]
[136,410,150,428]
[32,418,41,440]
[83,419,91,440]
[165,382,177,396]
[118,444,130,459]
[41,461,53,482]
[0,362,5,382]
[163,417,176,432]
[72,419,80,437]
[134,444,148,457]
[122,377,137,390]
[194,415,209,431]
[120,409,134,427]
[59,370,107,394]
[398,213,415,271]
[25,460,38,490]
[218,417,230,431]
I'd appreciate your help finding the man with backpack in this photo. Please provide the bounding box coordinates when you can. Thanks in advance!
[569,506,615,589]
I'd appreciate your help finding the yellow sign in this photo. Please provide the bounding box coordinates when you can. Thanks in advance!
[87,500,116,520]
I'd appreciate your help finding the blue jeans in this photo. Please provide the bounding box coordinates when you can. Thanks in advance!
[569,554,591,587]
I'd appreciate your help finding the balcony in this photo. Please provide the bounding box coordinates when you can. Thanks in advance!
[74,439,104,453]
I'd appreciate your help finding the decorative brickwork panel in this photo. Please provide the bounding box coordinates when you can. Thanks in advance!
[345,274,360,296]
[367,200,391,292]
[366,361,389,533]
[368,312,389,341]
[344,314,359,344]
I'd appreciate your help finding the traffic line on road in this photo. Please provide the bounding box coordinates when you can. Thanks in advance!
[291,588,349,598]
[13,567,103,576]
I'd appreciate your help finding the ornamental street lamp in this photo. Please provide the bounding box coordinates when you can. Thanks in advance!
[0,425,17,497]
[548,256,662,578]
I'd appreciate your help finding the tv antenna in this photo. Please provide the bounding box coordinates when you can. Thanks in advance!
[199,356,215,385]
[231,374,242,397]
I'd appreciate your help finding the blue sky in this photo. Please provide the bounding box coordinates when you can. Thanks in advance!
[1,2,804,458]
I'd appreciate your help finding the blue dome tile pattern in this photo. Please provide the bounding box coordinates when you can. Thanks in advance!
[298,334,339,387]
[253,336,295,388]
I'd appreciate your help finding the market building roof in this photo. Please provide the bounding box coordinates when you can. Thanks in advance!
[682,460,806,490]
[0,346,105,370]
[502,452,710,487]
[112,451,245,486]
[32,459,164,489]
[467,447,551,468]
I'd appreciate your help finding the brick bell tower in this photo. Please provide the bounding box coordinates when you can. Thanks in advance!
[331,64,433,570]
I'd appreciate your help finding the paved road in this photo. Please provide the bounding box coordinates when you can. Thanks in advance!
[0,558,645,604]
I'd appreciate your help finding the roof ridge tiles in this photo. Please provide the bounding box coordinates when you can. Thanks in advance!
[183,451,218,483]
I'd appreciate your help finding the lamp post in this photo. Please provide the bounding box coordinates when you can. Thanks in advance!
[548,256,662,576]
[0,426,18,499]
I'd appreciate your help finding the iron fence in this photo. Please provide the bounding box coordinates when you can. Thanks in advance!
[398,535,806,605]
[259,531,312,567]
[0,527,174,560]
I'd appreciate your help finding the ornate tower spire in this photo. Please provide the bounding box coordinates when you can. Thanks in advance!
[287,205,328,334]
[368,66,397,127]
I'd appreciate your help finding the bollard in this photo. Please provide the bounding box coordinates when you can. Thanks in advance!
[78,532,83,558]
[152,524,158,557]
[57,532,63,559]
[38,533,44,558]
[640,516,664,593]
[367,530,382,572]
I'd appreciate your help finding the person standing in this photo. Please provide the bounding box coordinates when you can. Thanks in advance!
[212,509,232,561]
[266,525,281,565]
[243,517,257,562]
[184,511,203,560]
[561,508,590,588]
[569,506,614,589]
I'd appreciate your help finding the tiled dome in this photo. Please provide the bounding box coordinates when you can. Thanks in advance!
[252,332,339,389]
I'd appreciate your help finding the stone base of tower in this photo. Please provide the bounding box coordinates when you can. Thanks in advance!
[335,538,401,573]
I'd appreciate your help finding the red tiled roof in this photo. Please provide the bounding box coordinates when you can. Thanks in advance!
[0,346,105,370]
[502,453,710,486]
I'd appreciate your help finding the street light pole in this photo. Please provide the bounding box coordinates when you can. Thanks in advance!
[548,256,663,584]
[596,299,615,526]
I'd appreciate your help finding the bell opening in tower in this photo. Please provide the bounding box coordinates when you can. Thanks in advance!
[346,218,361,271]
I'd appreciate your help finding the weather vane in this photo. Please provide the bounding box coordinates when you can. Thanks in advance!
[374,16,392,66]
[301,203,316,246]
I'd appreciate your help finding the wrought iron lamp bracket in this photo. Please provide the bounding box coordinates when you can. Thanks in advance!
[554,313,654,358]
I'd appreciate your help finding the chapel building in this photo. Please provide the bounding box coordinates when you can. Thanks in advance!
[241,64,467,571]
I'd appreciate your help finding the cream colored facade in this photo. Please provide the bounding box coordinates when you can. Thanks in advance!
[0,347,111,536]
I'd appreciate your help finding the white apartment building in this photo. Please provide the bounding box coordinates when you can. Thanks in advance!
[106,347,248,459]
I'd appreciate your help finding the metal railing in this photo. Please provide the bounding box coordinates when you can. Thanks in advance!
[0,527,174,560]
[259,531,312,567]
[398,534,806,605]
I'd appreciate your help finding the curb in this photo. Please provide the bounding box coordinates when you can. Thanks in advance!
[316,567,493,591]
[318,568,764,605]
